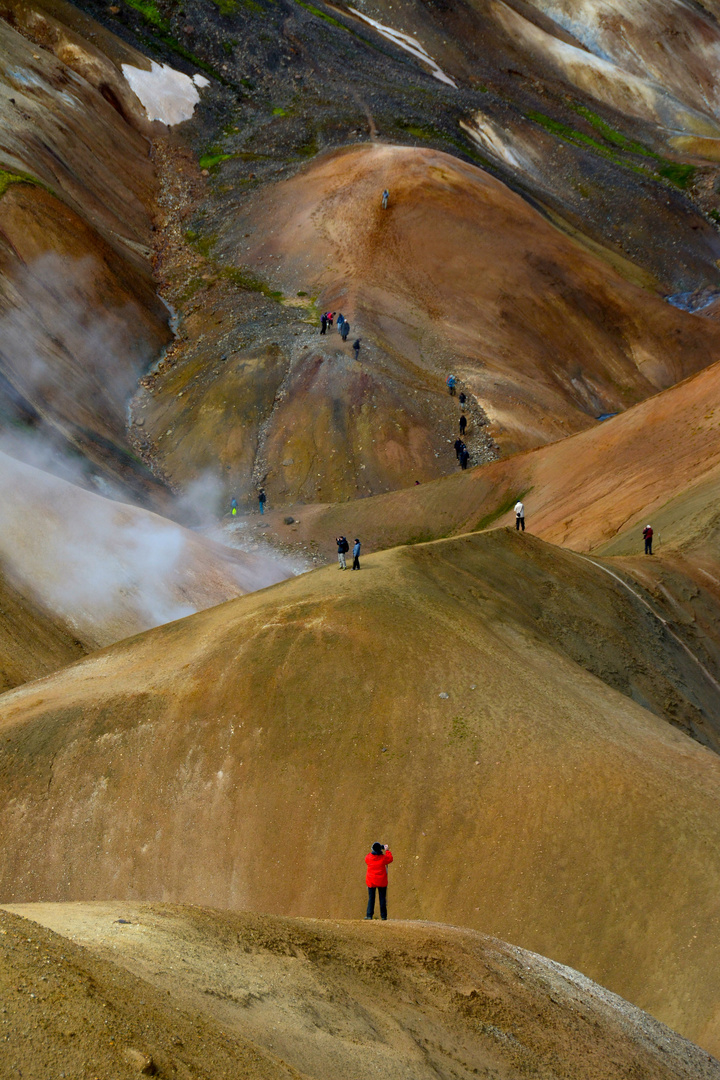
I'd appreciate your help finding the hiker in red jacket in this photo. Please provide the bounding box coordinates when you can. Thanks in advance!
[643,524,653,555]
[365,842,393,920]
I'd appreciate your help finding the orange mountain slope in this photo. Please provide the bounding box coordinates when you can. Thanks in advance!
[142,142,720,509]
[2,530,720,1051]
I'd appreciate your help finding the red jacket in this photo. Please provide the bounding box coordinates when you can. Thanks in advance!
[365,849,393,887]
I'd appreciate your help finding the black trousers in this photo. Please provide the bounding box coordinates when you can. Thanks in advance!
[366,886,387,919]
[353,555,360,569]
[645,538,652,554]
[516,516,525,531]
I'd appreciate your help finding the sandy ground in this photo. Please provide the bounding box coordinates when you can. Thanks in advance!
[2,902,719,1080]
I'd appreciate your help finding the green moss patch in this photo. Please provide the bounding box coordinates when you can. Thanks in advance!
[0,170,41,199]
[221,267,284,301]
[199,149,236,170]
[526,108,697,190]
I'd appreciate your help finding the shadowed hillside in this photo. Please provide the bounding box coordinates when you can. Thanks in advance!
[3,530,720,1051]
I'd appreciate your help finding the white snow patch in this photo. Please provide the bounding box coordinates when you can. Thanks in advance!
[348,7,457,87]
[121,61,208,125]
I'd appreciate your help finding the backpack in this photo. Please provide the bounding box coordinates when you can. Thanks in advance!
[341,538,350,553]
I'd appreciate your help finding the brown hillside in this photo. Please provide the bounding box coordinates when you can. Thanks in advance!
[227,143,719,456]
[2,530,720,1050]
[3,903,719,1080]
[259,353,720,559]
[142,143,720,509]
[0,566,87,692]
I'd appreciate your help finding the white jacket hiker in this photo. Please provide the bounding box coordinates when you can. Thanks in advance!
[515,501,525,532]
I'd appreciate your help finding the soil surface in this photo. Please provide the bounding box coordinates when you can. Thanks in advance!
[3,903,719,1080]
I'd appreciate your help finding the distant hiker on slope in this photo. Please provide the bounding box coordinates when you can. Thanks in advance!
[337,314,345,334]
[231,497,238,517]
[326,311,335,327]
[447,374,456,396]
[382,188,389,209]
[459,414,467,436]
[258,489,267,515]
[459,447,469,470]
[353,338,361,360]
[643,524,653,555]
[336,535,350,569]
[320,313,327,335]
[459,392,466,406]
[342,320,350,342]
[352,538,361,570]
[515,500,525,531]
[454,437,464,459]
[365,842,393,920]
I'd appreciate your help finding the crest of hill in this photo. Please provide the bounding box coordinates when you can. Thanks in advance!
[2,529,720,1052]
[2,902,718,1080]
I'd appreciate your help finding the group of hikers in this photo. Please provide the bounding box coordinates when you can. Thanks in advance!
[336,535,361,570]
[448,376,472,469]
[320,311,361,359]
[230,490,266,516]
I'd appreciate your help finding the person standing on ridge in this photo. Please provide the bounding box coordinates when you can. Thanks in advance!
[515,500,525,531]
[336,535,349,569]
[353,338,361,360]
[382,189,389,209]
[320,313,327,335]
[230,497,238,517]
[454,437,464,459]
[365,841,393,920]
[352,538,361,570]
[447,374,456,396]
[643,524,653,554]
[342,320,350,342]
[258,489,267,515]
[459,447,469,470]
[459,414,467,436]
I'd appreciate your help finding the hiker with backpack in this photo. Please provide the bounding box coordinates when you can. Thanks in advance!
[353,339,361,360]
[454,437,464,459]
[447,374,456,395]
[320,313,327,335]
[342,320,350,342]
[365,842,393,920]
[459,447,469,470]
[459,414,467,435]
[382,189,389,209]
[336,535,350,569]
[258,489,267,515]
[515,500,525,531]
[337,314,345,334]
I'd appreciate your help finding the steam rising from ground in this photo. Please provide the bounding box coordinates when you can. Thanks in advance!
[0,451,292,647]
